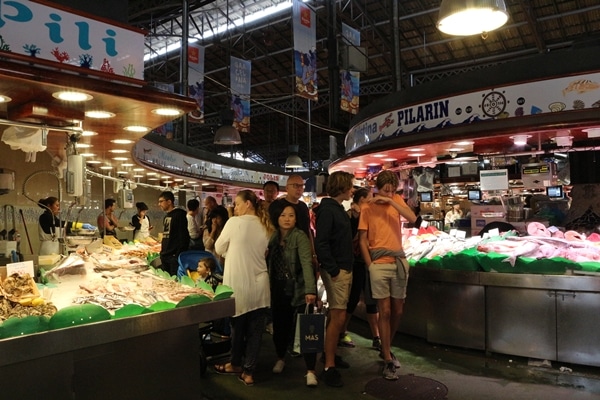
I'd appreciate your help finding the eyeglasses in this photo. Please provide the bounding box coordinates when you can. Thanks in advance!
[288,183,304,189]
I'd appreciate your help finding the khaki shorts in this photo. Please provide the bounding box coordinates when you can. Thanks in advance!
[368,260,409,300]
[320,269,352,310]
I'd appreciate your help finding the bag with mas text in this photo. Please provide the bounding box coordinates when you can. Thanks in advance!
[293,304,325,354]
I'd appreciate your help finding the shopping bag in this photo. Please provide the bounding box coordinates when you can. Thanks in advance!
[296,309,325,353]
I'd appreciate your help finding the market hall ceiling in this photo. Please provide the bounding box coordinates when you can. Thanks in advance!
[125,0,600,169]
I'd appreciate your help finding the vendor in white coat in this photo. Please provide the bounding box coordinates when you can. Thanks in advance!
[131,202,152,241]
[38,196,95,255]
[444,200,463,227]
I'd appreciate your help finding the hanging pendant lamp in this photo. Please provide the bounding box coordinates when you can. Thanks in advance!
[214,109,241,145]
[285,144,303,169]
[437,0,509,36]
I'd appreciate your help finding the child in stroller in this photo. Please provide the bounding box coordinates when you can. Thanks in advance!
[177,250,231,375]
[189,256,222,290]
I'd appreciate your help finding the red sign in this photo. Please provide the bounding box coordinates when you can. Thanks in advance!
[300,6,311,28]
[188,46,199,64]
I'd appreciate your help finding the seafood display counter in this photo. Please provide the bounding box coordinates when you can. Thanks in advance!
[0,297,234,399]
[398,267,600,367]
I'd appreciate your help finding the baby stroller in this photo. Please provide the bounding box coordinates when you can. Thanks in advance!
[177,250,231,376]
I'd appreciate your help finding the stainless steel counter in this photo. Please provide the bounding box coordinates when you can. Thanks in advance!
[401,268,600,367]
[0,298,235,399]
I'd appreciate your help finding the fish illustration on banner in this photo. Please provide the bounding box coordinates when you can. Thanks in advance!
[340,23,360,114]
[230,56,251,133]
[293,0,317,101]
[188,44,205,123]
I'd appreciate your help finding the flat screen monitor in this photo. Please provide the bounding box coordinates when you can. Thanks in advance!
[467,190,482,201]
[419,191,433,202]
[546,185,563,198]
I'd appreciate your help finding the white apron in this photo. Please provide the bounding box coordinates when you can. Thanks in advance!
[38,224,62,255]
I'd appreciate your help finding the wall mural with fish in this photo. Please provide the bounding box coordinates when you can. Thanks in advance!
[346,71,600,153]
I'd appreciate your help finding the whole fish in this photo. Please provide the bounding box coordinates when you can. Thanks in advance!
[502,241,540,267]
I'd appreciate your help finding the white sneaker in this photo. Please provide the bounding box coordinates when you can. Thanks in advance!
[272,359,285,374]
[305,371,318,387]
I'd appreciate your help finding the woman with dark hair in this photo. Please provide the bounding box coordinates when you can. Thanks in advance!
[131,202,152,241]
[213,190,274,386]
[38,196,93,255]
[203,206,229,261]
[267,201,318,386]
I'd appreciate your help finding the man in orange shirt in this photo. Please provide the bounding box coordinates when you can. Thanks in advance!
[358,170,417,381]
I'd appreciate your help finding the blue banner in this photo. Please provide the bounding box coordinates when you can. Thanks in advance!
[230,56,251,133]
[293,0,317,101]
[340,23,360,115]
[188,44,205,123]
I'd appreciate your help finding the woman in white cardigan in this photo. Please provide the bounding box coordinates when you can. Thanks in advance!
[214,189,274,386]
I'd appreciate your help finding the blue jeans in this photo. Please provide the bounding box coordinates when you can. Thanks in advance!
[230,307,267,375]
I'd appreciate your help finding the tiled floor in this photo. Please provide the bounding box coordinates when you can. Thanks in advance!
[197,318,600,400]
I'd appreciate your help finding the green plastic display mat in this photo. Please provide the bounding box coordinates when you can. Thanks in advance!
[477,252,571,274]
[441,248,482,271]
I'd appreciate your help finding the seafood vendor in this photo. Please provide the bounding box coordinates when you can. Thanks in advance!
[444,200,463,227]
[131,202,153,241]
[97,198,120,238]
[38,196,95,255]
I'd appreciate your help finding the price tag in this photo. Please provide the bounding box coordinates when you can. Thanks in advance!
[456,230,467,239]
[449,228,457,237]
[547,225,559,233]
[488,228,500,237]
[101,244,115,254]
[420,220,429,228]
[412,227,419,235]
[6,260,35,278]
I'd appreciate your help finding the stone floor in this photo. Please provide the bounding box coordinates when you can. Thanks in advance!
[197,318,600,400]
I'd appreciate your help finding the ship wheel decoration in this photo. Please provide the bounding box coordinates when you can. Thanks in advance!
[481,91,507,117]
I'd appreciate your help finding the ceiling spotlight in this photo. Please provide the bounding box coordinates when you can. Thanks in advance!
[53,91,93,101]
[511,135,531,146]
[0,95,12,102]
[583,128,600,138]
[85,110,115,118]
[152,107,182,116]
[124,125,150,132]
[111,139,134,144]
[437,0,509,36]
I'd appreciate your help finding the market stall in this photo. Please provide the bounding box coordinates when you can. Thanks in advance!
[0,238,235,399]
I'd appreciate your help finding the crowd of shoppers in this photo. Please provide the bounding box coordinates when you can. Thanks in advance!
[148,169,415,388]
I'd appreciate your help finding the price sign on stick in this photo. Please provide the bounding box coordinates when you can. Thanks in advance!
[6,260,35,277]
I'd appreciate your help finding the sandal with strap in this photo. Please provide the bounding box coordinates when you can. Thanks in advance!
[238,373,254,386]
[214,363,242,375]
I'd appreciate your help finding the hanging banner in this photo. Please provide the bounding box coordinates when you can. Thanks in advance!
[340,23,360,115]
[230,56,251,133]
[188,44,205,123]
[292,0,317,101]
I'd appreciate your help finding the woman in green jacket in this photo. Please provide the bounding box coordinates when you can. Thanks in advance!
[267,202,318,387]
